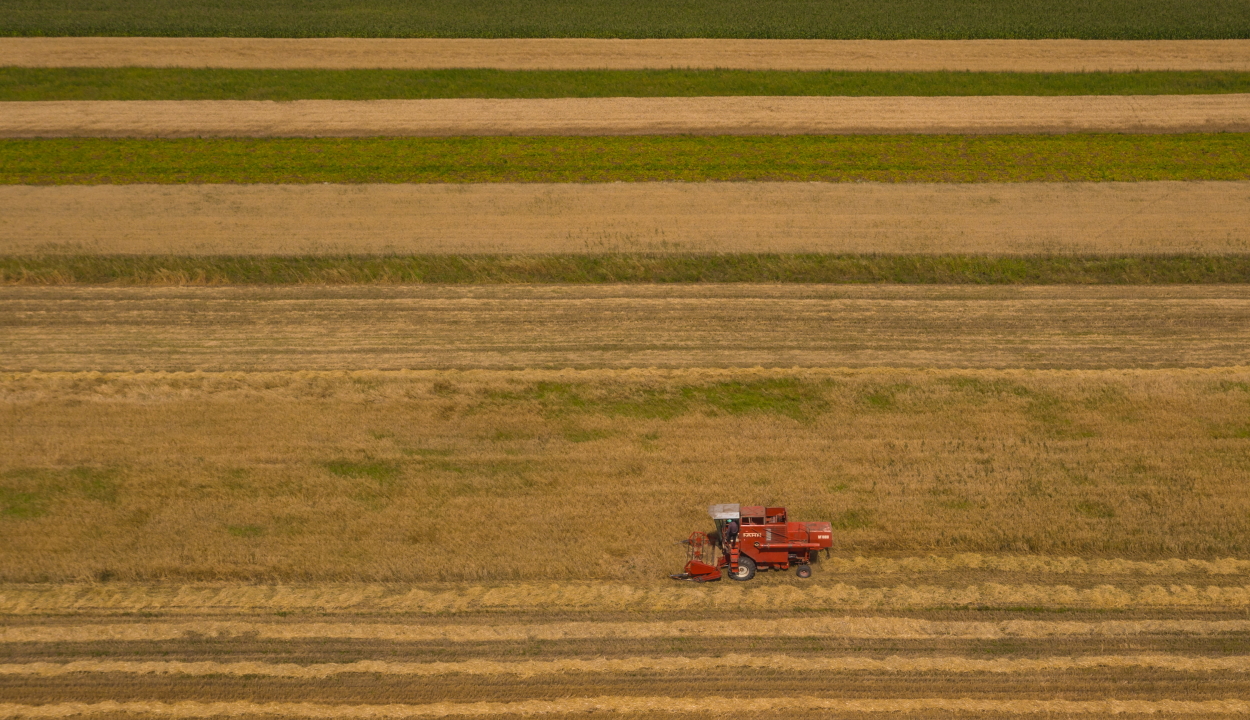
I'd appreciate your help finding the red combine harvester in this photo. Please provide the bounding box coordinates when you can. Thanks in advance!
[671,503,833,582]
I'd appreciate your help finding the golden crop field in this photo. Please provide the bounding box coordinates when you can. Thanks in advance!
[3,367,1249,582]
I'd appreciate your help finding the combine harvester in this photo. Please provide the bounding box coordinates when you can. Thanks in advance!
[672,504,833,582]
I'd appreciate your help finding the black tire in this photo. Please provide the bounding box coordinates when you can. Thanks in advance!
[730,556,756,582]
[796,565,813,579]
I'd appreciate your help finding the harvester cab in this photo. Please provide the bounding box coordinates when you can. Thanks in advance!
[671,503,833,582]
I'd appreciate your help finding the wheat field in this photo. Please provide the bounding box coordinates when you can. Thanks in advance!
[3,367,1249,582]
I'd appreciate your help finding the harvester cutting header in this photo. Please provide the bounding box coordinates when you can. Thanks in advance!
[672,504,833,582]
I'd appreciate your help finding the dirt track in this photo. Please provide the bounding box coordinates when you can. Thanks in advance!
[3,38,1250,72]
[5,182,1247,256]
[4,95,1249,137]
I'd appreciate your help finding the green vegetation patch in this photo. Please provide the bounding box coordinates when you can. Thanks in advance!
[321,459,401,484]
[489,378,831,422]
[6,68,1250,101]
[1,0,1246,38]
[685,379,830,422]
[0,466,120,519]
[4,254,1248,285]
[4,135,1247,185]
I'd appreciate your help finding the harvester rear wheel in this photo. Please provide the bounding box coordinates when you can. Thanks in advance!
[796,565,813,579]
[730,556,756,582]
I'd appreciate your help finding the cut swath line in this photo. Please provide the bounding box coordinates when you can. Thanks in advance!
[3,654,1249,678]
[4,618,1250,644]
[2,698,1248,717]
[3,582,1248,616]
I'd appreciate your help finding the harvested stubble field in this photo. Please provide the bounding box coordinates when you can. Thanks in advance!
[4,38,1250,72]
[2,577,1250,716]
[2,285,1250,370]
[6,95,1249,138]
[4,182,1246,257]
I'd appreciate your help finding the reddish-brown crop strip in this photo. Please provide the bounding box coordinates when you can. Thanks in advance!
[3,39,1249,72]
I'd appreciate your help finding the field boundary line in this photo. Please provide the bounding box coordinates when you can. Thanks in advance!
[2,39,1249,72]
[4,618,1250,643]
[2,698,1248,717]
[3,654,1249,678]
[4,95,1249,138]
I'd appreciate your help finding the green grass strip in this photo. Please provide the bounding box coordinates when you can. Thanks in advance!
[6,68,1250,101]
[4,135,1248,185]
[4,255,1248,285]
[1,0,1246,39]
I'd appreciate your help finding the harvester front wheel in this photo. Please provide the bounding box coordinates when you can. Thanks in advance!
[796,565,813,579]
[730,556,756,582]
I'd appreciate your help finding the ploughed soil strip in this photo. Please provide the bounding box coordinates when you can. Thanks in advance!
[2,39,1249,72]
[2,285,1248,371]
[5,182,1246,257]
[4,95,1248,138]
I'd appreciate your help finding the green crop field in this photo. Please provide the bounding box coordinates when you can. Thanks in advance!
[4,135,1247,185]
[1,0,1246,38]
[5,254,1249,286]
[5,68,1250,101]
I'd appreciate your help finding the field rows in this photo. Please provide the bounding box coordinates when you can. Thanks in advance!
[6,38,1250,72]
[2,603,1248,714]
[6,95,1249,138]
